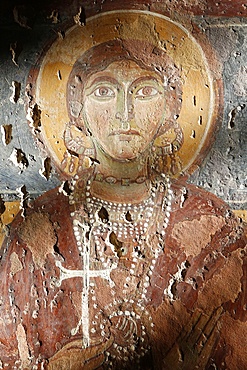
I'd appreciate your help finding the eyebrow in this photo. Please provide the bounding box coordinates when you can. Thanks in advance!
[130,76,162,87]
[85,76,119,90]
[84,75,163,93]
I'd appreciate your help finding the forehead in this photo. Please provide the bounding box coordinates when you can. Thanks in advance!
[85,60,163,85]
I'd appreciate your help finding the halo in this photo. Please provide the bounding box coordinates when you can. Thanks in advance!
[31,10,220,178]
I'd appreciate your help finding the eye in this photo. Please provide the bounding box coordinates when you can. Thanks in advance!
[94,87,115,97]
[136,86,158,98]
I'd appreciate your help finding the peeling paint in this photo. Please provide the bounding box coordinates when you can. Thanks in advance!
[48,10,60,24]
[17,185,29,218]
[74,7,85,26]
[228,104,245,129]
[172,215,226,257]
[164,261,189,301]
[16,323,31,368]
[18,212,57,269]
[10,252,23,276]
[9,81,21,104]
[39,157,52,180]
[179,186,188,208]
[26,103,41,133]
[58,180,72,196]
[57,30,65,39]
[1,124,12,146]
[0,195,6,217]
[57,70,62,80]
[9,148,28,173]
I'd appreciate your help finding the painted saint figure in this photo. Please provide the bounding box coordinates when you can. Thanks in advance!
[0,39,246,370]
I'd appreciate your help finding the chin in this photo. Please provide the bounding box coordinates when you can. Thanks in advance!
[112,153,138,162]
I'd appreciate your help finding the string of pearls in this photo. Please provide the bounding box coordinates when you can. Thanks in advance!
[68,174,173,368]
[85,180,158,242]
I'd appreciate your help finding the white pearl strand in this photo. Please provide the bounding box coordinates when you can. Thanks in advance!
[69,175,172,262]
[86,181,157,242]
[68,175,173,367]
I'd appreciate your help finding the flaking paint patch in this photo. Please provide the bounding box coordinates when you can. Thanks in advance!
[26,103,41,133]
[198,249,243,311]
[73,7,85,26]
[39,157,52,180]
[9,81,21,104]
[9,148,28,173]
[10,252,23,276]
[16,323,31,369]
[18,212,57,269]
[171,215,226,257]
[1,124,12,146]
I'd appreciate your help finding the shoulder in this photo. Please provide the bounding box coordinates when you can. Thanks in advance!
[168,179,245,246]
[0,187,71,262]
[170,179,232,219]
[163,179,246,310]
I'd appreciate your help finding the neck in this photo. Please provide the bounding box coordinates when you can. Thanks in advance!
[89,147,151,203]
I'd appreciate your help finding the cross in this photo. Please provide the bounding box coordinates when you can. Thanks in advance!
[55,222,117,348]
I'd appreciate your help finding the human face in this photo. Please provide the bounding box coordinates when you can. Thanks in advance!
[82,60,166,161]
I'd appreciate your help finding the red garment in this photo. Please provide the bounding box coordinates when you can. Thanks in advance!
[0,181,246,369]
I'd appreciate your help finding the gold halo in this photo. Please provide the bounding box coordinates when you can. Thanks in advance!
[33,10,220,178]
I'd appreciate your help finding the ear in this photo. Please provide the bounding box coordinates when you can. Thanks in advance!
[64,123,94,157]
[153,120,184,152]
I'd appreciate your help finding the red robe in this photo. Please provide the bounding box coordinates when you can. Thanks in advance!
[0,180,246,369]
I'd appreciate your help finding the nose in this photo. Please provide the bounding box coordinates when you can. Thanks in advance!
[115,90,134,128]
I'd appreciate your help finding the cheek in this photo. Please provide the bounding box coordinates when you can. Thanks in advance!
[84,102,115,135]
[135,99,165,130]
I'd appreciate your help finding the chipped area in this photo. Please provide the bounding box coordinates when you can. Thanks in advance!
[10,252,23,276]
[164,261,189,301]
[16,323,31,369]
[171,215,226,257]
[73,7,85,26]
[0,196,6,216]
[57,30,65,39]
[9,148,28,173]
[18,212,57,269]
[1,124,12,146]
[17,185,29,218]
[198,249,243,310]
[48,10,60,24]
[26,103,41,133]
[9,81,21,104]
[39,157,52,180]
[227,104,245,129]
[58,180,72,196]
[57,70,62,80]
[9,42,19,66]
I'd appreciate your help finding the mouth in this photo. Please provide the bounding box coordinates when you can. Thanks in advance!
[109,129,140,136]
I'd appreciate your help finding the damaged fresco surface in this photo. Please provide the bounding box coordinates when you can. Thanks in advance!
[0,1,246,369]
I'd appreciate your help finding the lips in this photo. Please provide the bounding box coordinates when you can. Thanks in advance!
[109,129,140,136]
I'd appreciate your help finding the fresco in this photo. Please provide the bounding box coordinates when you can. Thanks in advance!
[0,11,246,370]
[31,11,219,179]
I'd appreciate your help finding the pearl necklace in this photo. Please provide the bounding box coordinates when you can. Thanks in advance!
[86,182,157,241]
[69,174,172,255]
[67,175,173,366]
